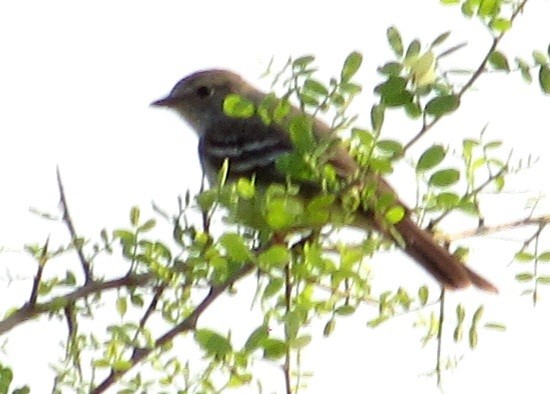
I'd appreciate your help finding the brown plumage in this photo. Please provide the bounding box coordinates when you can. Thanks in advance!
[151,69,497,292]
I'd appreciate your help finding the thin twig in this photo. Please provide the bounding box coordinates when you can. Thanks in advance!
[429,165,508,230]
[443,214,550,241]
[29,237,48,305]
[283,235,293,394]
[435,288,445,387]
[91,263,255,394]
[57,167,92,283]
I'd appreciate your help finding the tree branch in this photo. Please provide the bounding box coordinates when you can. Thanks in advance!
[403,0,530,152]
[442,214,550,241]
[91,262,255,394]
[0,273,154,335]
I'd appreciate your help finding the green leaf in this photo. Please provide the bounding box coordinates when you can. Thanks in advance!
[431,31,451,47]
[385,205,405,224]
[440,0,460,4]
[376,139,403,157]
[418,286,429,305]
[236,178,256,199]
[472,305,484,325]
[0,366,13,393]
[515,272,534,282]
[410,51,436,86]
[305,194,336,225]
[375,76,407,97]
[112,360,132,372]
[138,219,156,232]
[244,325,269,352]
[428,168,460,187]
[13,386,31,394]
[405,40,421,60]
[293,55,315,69]
[457,199,479,216]
[532,50,548,66]
[341,51,363,82]
[223,94,255,118]
[538,252,550,262]
[436,192,460,208]
[291,335,312,349]
[515,251,534,262]
[257,93,278,125]
[266,196,304,229]
[130,293,144,307]
[478,0,498,17]
[376,79,414,107]
[371,104,385,133]
[386,26,404,57]
[488,51,510,71]
[130,206,140,226]
[456,304,465,323]
[258,245,290,269]
[468,327,478,349]
[218,233,254,262]
[228,373,252,388]
[404,102,422,118]
[263,277,284,299]
[195,329,232,358]
[424,95,460,117]
[539,65,550,94]
[289,115,315,152]
[273,99,291,123]
[461,2,475,17]
[454,325,463,342]
[284,310,303,340]
[116,296,127,317]
[367,315,390,328]
[377,62,403,76]
[323,319,336,337]
[335,305,356,316]
[262,338,287,360]
[484,322,506,331]
[515,57,532,83]
[304,78,329,97]
[339,81,362,95]
[536,276,550,284]
[113,230,136,245]
[416,145,446,172]
[489,18,511,33]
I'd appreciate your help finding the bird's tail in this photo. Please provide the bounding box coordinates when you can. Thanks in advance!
[394,216,497,292]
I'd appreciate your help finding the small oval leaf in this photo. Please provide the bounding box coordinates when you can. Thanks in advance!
[429,168,460,187]
[416,145,446,172]
[425,95,460,118]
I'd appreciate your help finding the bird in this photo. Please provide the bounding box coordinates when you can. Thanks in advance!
[151,68,497,293]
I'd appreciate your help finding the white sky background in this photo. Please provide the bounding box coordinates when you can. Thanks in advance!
[1,0,550,393]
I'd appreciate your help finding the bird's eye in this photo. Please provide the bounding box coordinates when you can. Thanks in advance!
[195,85,212,98]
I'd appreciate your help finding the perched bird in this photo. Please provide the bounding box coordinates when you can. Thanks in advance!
[151,69,497,292]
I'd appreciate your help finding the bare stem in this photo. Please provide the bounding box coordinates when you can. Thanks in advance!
[57,167,92,283]
[443,214,550,241]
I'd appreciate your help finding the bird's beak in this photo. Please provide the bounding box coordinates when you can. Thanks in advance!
[150,96,177,107]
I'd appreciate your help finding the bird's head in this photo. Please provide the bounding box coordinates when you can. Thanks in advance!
[151,69,255,135]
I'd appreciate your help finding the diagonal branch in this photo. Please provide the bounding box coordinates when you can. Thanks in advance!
[403,0,530,152]
[57,167,92,283]
[91,262,255,394]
